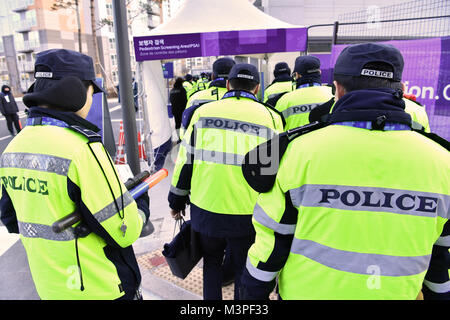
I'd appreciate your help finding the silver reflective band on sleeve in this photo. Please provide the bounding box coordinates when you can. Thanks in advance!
[282,103,320,118]
[93,191,134,224]
[191,99,214,106]
[291,238,431,277]
[194,149,245,166]
[18,221,75,241]
[18,192,135,241]
[435,235,450,247]
[423,279,450,293]
[289,184,450,219]
[246,257,278,282]
[253,203,296,235]
[0,152,72,176]
[180,140,195,155]
[170,185,190,196]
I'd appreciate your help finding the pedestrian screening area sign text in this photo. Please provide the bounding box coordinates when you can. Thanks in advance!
[133,27,307,61]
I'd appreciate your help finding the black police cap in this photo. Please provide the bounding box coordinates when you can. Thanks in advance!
[212,58,235,78]
[294,56,321,75]
[31,49,103,93]
[273,62,291,77]
[228,63,260,84]
[333,43,404,81]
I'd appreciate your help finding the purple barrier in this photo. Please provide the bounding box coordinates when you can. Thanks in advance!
[331,37,450,140]
[310,53,333,84]
[133,28,307,62]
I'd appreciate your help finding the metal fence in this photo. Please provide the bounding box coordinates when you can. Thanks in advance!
[335,0,450,44]
[307,0,450,51]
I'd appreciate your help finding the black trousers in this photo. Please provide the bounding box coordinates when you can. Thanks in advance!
[5,113,21,135]
[198,232,255,300]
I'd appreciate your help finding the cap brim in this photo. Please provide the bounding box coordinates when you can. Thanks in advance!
[91,80,105,94]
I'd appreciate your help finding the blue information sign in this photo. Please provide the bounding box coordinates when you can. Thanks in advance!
[162,62,174,79]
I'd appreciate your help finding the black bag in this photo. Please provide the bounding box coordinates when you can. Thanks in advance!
[162,218,202,279]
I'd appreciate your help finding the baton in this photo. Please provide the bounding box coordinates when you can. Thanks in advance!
[52,169,167,233]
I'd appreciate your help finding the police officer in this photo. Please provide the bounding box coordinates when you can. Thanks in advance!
[0,49,150,300]
[275,55,333,130]
[196,72,210,92]
[183,58,236,128]
[168,63,284,300]
[182,74,195,99]
[241,43,449,299]
[263,62,295,105]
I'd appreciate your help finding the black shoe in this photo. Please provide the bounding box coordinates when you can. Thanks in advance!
[222,276,234,287]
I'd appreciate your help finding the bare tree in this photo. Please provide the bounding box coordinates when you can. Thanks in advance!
[96,0,163,31]
[51,0,82,53]
[89,0,101,76]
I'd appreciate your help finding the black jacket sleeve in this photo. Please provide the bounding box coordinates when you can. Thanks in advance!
[0,188,19,233]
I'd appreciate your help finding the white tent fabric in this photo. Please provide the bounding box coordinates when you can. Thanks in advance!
[137,0,305,162]
[139,0,302,36]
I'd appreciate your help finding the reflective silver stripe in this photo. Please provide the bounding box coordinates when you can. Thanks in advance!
[435,235,450,247]
[411,120,424,131]
[246,257,278,282]
[170,185,190,196]
[191,99,214,106]
[194,149,244,166]
[281,103,320,118]
[291,238,431,276]
[93,191,134,224]
[180,140,195,154]
[181,139,246,166]
[196,117,275,139]
[423,280,450,293]
[289,184,450,219]
[0,152,71,176]
[18,220,76,241]
[18,192,135,241]
[253,203,296,235]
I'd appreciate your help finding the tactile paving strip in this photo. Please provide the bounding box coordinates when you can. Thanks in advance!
[137,250,276,300]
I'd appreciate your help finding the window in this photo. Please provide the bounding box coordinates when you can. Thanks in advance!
[25,10,37,27]
[106,3,113,16]
[109,38,115,50]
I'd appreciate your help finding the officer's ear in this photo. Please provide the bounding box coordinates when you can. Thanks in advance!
[253,84,260,95]
[226,80,231,91]
[76,85,94,119]
[334,80,346,101]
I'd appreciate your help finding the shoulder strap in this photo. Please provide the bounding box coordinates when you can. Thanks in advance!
[260,100,286,128]
[69,125,102,143]
[265,91,288,108]
[308,98,335,123]
[181,101,211,130]
[242,121,327,193]
[414,130,450,151]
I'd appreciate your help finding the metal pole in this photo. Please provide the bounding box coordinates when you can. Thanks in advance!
[112,0,140,175]
[332,21,339,45]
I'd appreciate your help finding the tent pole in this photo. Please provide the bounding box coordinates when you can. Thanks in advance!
[137,61,155,172]
[112,0,140,175]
